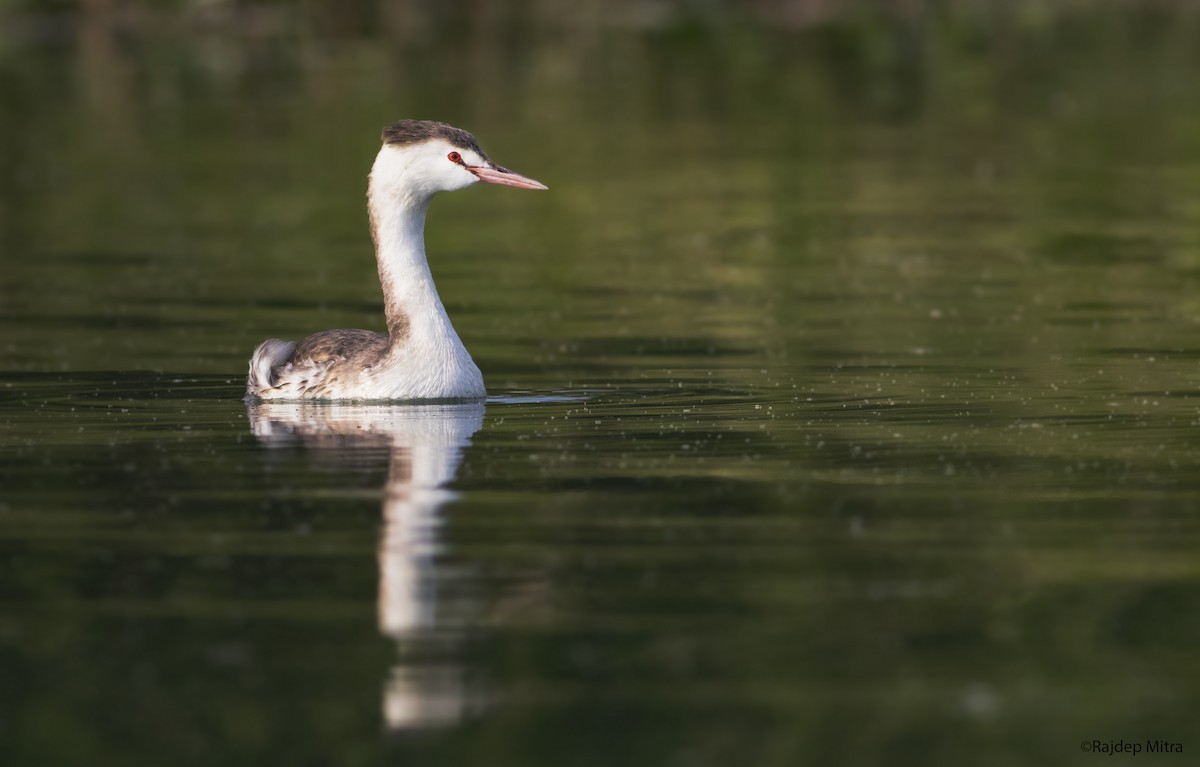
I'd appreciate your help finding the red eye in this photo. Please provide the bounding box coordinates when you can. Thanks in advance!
[447,151,463,164]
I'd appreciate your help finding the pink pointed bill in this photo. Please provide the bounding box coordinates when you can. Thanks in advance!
[470,164,548,190]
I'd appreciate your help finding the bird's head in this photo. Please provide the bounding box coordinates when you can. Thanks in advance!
[370,120,547,206]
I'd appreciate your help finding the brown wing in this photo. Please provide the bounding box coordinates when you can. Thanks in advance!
[289,329,389,367]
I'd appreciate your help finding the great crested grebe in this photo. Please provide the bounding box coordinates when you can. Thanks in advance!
[245,120,547,401]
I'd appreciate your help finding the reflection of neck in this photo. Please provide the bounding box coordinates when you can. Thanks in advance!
[375,404,484,639]
[378,448,456,636]
[379,474,466,728]
[368,180,462,355]
[374,405,485,730]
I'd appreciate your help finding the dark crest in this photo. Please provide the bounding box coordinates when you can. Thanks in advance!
[381,120,488,160]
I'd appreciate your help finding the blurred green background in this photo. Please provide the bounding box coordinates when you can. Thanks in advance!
[5,0,1200,377]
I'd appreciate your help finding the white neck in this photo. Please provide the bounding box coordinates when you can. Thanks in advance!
[367,180,465,354]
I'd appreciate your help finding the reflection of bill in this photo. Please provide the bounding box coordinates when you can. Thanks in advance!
[247,401,485,730]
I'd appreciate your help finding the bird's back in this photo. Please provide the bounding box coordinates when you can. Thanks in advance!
[246,329,389,400]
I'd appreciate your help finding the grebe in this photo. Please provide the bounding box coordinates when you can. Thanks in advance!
[245,120,547,401]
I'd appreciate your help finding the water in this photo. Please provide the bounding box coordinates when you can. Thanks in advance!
[3,5,1200,765]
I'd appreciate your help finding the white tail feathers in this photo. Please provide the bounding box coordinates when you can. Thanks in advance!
[245,339,296,399]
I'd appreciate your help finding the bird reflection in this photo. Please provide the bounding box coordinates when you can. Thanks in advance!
[246,400,485,729]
